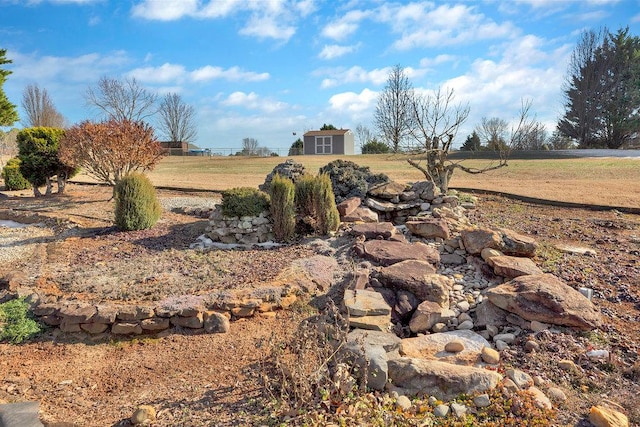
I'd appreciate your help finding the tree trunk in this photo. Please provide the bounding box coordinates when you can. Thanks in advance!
[33,186,42,197]
[57,175,66,194]
[45,177,52,196]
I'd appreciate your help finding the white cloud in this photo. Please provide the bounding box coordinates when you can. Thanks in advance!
[127,63,186,84]
[328,88,378,114]
[420,54,458,68]
[190,65,270,82]
[239,15,296,41]
[376,3,519,50]
[318,66,392,88]
[221,91,287,113]
[131,0,199,20]
[131,0,309,42]
[321,9,370,41]
[318,44,359,60]
[7,49,129,83]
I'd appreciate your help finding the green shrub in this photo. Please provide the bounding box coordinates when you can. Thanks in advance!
[221,187,270,217]
[0,297,43,344]
[114,172,162,231]
[294,174,316,219]
[294,174,340,235]
[270,174,296,242]
[1,157,31,190]
[314,173,340,235]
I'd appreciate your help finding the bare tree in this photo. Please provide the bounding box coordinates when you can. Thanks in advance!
[476,117,509,151]
[21,84,66,128]
[85,76,158,122]
[242,137,259,155]
[354,123,374,150]
[374,65,413,153]
[404,87,470,192]
[157,93,197,143]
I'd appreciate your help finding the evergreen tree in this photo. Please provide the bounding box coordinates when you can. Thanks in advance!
[460,131,482,151]
[0,49,19,127]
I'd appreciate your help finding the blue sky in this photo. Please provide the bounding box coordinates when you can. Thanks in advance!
[1,0,639,154]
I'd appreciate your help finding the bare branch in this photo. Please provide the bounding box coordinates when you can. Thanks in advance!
[21,84,66,128]
[85,77,158,122]
[157,93,197,143]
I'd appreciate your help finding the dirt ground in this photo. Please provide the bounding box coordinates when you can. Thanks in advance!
[0,184,639,426]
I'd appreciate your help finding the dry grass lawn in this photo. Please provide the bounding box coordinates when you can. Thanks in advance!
[143,154,640,208]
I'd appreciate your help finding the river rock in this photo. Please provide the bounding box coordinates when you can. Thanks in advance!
[460,228,502,255]
[388,357,502,401]
[343,207,379,223]
[486,273,602,330]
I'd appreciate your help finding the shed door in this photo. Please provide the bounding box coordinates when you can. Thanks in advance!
[315,136,332,154]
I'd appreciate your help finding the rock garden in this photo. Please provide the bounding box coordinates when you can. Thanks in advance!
[0,159,638,426]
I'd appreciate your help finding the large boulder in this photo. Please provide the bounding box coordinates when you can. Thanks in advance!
[356,240,440,267]
[388,357,502,401]
[486,273,602,330]
[461,227,538,257]
[377,260,450,307]
[400,330,492,366]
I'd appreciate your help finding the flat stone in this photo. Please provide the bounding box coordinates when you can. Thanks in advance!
[0,401,44,427]
[486,273,602,330]
[473,393,491,407]
[80,323,109,334]
[348,313,391,332]
[359,240,440,267]
[58,303,96,324]
[92,305,118,324]
[343,207,379,223]
[171,313,204,328]
[140,317,171,331]
[401,330,491,366]
[555,243,597,256]
[116,305,155,321]
[481,248,504,265]
[506,368,533,389]
[406,218,450,240]
[490,256,544,278]
[388,357,502,401]
[111,321,143,335]
[351,222,398,240]
[347,329,402,353]
[434,404,449,417]
[343,289,392,317]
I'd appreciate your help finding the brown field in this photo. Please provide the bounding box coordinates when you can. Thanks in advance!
[137,154,640,208]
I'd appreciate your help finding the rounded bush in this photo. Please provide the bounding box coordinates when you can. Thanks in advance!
[1,157,31,191]
[270,174,296,242]
[221,187,270,217]
[114,173,162,231]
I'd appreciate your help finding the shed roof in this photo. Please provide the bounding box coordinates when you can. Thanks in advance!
[303,129,351,136]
